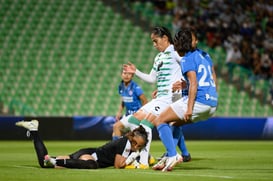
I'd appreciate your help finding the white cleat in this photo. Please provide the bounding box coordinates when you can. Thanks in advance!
[15,120,39,131]
[162,154,183,172]
[152,156,167,170]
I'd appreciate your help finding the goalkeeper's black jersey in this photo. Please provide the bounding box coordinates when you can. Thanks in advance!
[70,137,131,168]
[95,136,131,168]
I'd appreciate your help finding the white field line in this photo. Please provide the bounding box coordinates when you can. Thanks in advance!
[113,170,234,179]
[13,165,39,169]
[12,165,273,180]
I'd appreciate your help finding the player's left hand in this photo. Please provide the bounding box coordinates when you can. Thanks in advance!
[184,110,192,122]
[172,80,182,92]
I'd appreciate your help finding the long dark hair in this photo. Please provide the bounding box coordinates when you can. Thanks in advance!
[173,28,194,55]
[126,125,148,147]
[151,26,173,44]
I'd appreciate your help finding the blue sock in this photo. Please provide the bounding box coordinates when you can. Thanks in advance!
[157,123,176,157]
[171,126,179,146]
[176,126,189,156]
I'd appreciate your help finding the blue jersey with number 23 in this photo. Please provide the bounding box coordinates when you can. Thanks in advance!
[180,49,218,107]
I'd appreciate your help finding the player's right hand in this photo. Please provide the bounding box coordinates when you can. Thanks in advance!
[123,62,136,74]
[151,90,157,99]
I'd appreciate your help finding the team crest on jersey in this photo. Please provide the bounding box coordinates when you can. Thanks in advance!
[129,90,133,96]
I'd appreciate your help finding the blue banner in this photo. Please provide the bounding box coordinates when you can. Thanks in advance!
[72,116,273,140]
[1,116,272,140]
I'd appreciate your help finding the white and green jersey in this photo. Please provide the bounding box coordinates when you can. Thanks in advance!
[153,45,182,101]
[135,45,182,103]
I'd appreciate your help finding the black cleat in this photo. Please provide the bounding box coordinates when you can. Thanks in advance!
[182,153,191,162]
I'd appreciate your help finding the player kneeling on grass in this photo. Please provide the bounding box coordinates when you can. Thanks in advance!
[16,120,148,169]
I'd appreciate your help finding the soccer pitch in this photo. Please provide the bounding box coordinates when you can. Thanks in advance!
[0,140,272,181]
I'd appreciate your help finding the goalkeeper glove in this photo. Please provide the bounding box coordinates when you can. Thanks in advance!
[125,151,140,165]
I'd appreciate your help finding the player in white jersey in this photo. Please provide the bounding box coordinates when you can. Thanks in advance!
[112,26,189,168]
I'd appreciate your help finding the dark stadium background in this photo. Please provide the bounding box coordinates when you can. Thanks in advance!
[0,0,272,140]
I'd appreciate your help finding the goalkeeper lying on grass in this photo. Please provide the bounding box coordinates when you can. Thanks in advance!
[16,120,148,169]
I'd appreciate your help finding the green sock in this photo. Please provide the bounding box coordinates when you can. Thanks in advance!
[140,119,154,129]
[128,116,141,126]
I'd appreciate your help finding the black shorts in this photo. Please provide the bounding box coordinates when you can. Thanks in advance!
[69,148,97,159]
[68,138,128,168]
[69,147,113,168]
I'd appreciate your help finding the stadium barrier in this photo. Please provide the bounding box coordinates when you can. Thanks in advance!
[0,116,272,140]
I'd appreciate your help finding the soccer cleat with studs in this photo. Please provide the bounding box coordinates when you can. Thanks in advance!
[182,153,191,162]
[161,154,183,172]
[158,152,191,162]
[152,156,167,170]
[15,120,39,131]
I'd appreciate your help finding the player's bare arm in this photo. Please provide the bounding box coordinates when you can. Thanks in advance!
[139,94,148,105]
[116,99,124,121]
[114,154,127,168]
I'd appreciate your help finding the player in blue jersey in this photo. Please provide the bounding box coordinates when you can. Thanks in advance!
[152,27,218,171]
[112,70,148,140]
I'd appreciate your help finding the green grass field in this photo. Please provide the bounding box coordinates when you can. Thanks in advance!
[0,140,272,181]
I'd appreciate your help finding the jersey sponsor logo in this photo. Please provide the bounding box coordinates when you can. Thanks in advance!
[157,61,163,71]
[123,96,133,103]
[205,94,217,101]
[127,110,137,115]
[157,76,167,81]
